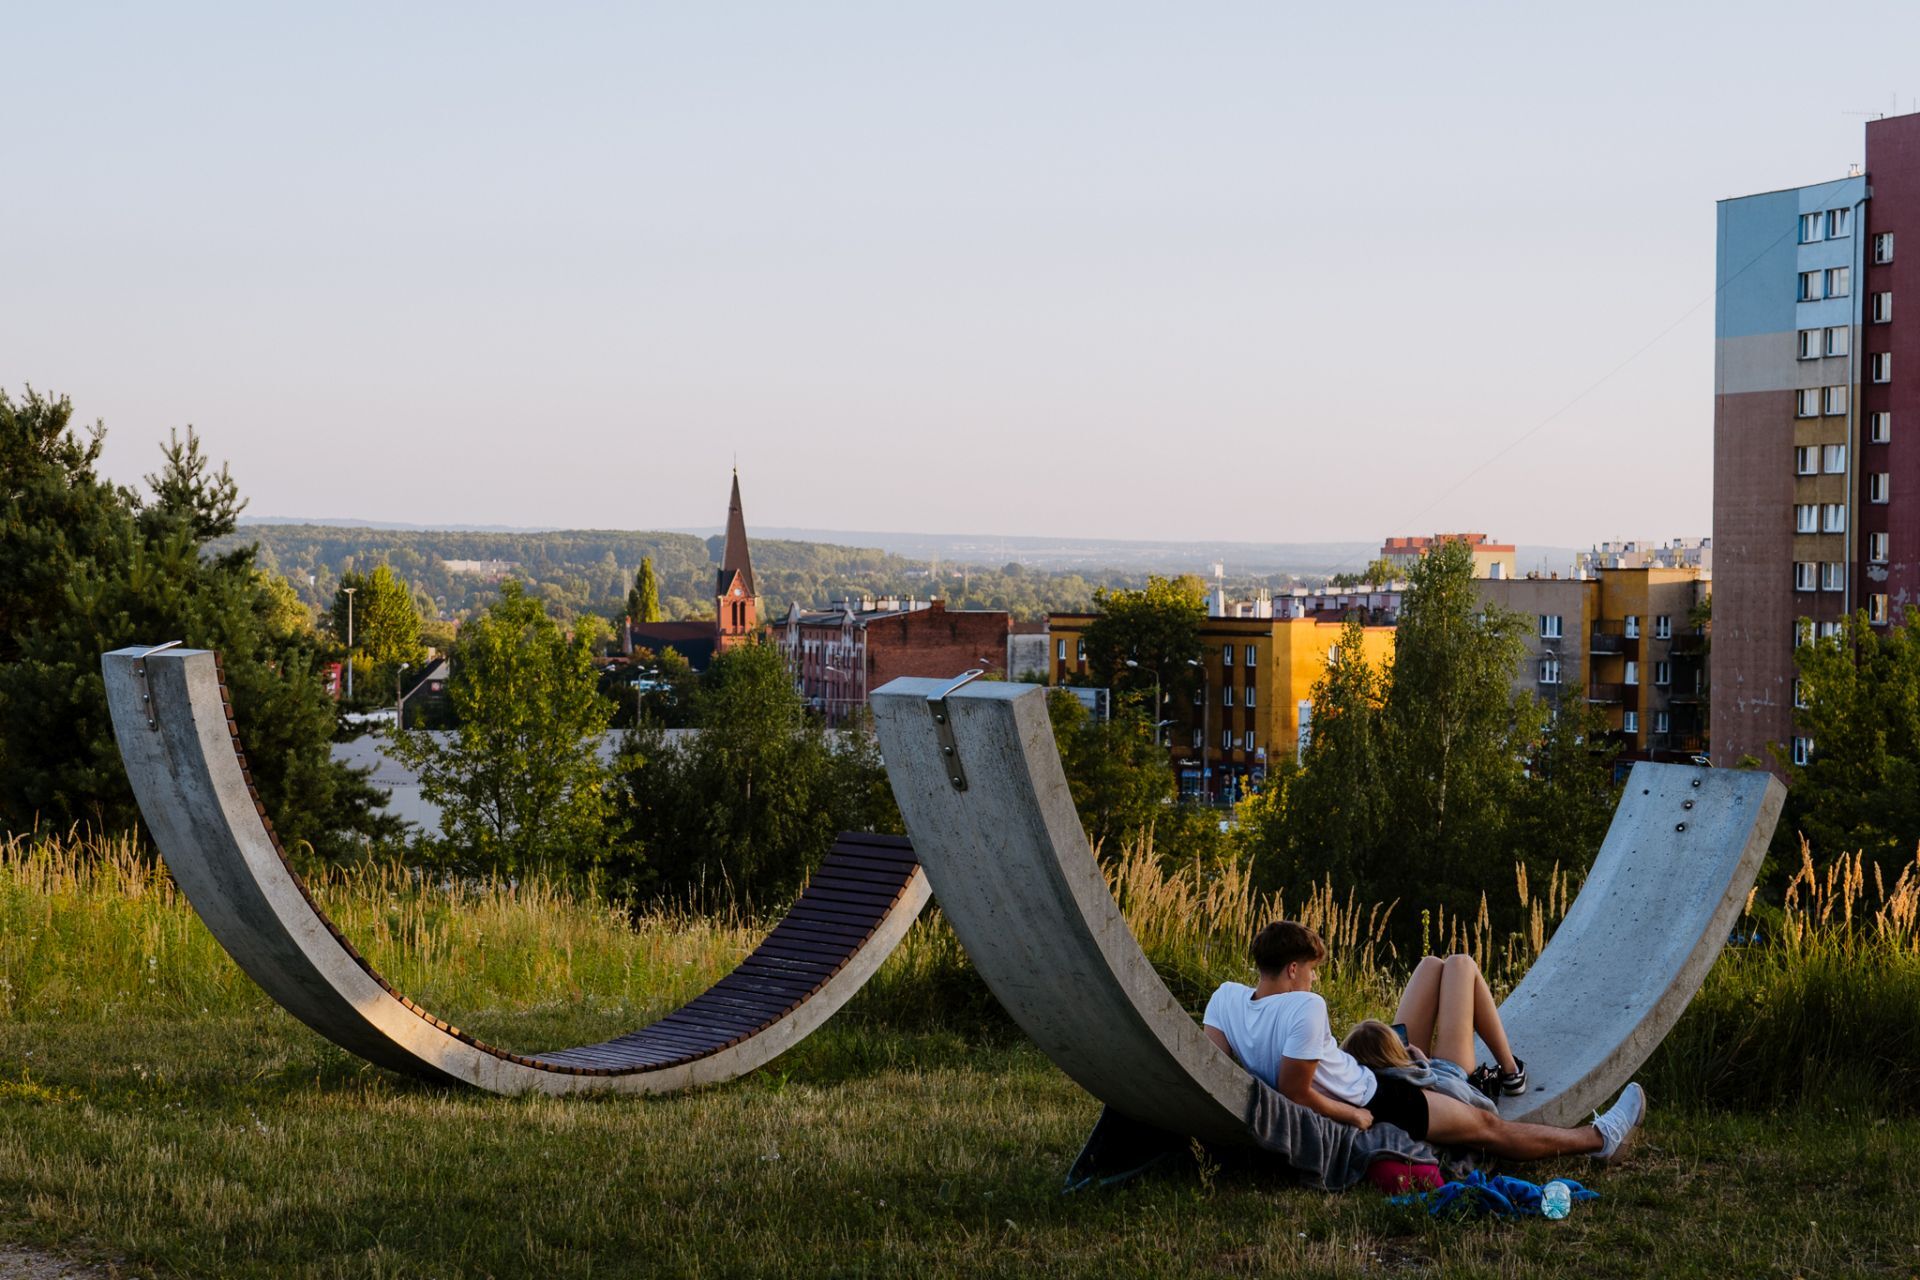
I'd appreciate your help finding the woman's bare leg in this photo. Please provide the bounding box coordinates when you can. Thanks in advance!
[1392,956,1446,1055]
[1422,1091,1601,1160]
[1432,954,1518,1074]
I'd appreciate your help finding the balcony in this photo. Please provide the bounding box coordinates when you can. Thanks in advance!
[1587,682,1627,704]
[1670,633,1708,656]
[1589,621,1635,654]
[1668,685,1705,705]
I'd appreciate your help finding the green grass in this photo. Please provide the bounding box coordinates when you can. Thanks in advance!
[3,831,1919,1277]
[3,1018,1919,1279]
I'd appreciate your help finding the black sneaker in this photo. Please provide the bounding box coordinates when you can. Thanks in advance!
[1498,1057,1528,1097]
[1466,1063,1502,1100]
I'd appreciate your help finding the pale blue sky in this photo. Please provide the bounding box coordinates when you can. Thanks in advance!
[5,2,1917,545]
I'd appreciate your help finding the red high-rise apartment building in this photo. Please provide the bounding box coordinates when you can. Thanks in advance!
[1714,112,1920,772]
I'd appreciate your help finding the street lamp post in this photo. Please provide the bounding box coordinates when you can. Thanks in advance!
[342,586,357,701]
[395,662,410,728]
[1188,657,1210,802]
[1123,658,1163,746]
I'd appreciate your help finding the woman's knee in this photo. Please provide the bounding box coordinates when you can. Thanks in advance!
[1414,955,1445,978]
[1443,953,1480,977]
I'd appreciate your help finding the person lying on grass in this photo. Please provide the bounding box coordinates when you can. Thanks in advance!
[1200,921,1644,1163]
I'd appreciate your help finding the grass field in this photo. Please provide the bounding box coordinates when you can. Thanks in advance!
[3,832,1918,1278]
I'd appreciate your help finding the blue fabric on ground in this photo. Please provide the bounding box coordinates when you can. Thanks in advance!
[1389,1170,1601,1218]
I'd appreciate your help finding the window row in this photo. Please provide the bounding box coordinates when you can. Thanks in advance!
[1800,266,1851,301]
[1218,643,1257,667]
[1793,443,1848,474]
[1793,561,1849,592]
[1795,385,1849,416]
[1792,503,1848,532]
[1796,620,1844,645]
[1798,326,1849,359]
[1191,727,1258,751]
[1800,208,1854,242]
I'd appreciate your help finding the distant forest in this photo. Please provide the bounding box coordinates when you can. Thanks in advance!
[210,525,1118,626]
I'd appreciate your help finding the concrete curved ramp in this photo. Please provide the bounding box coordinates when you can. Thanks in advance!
[104,645,929,1095]
[872,677,1784,1140]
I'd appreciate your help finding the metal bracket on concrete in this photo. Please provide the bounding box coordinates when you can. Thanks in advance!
[133,640,184,730]
[927,669,985,791]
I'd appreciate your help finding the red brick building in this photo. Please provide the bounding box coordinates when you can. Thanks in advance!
[776,598,1012,724]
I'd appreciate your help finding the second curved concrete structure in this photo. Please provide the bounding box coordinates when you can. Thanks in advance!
[871,677,1784,1143]
[104,645,929,1095]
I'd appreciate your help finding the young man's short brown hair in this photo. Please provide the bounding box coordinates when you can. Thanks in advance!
[1251,921,1327,976]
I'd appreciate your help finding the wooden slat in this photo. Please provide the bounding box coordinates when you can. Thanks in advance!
[808,863,914,889]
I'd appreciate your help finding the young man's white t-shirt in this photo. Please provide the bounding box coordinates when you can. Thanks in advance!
[1202,982,1376,1106]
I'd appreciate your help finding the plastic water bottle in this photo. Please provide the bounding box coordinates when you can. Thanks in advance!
[1541,1180,1572,1220]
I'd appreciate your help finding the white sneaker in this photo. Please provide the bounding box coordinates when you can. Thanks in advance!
[1591,1082,1646,1164]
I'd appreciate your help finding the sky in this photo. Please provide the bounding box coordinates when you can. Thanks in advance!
[6,2,1920,547]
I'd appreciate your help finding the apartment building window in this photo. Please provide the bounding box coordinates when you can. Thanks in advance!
[1796,620,1814,647]
[1624,615,1640,639]
[1624,710,1640,735]
[1192,726,1203,748]
[1871,594,1891,625]
[1824,384,1849,415]
[1057,639,1067,662]
[1798,328,1822,360]
[1873,292,1894,323]
[1222,643,1234,667]
[1192,687,1202,705]
[1655,711,1670,735]
[1801,212,1825,243]
[1828,266,1851,298]
[1795,504,1819,533]
[1222,686,1233,708]
[1819,620,1843,639]
[1872,352,1893,383]
[1797,388,1821,418]
[1794,561,1817,591]
[1245,645,1256,667]
[1793,678,1807,709]
[1654,660,1671,686]
[1244,685,1255,708]
[1539,613,1562,638]
[1624,660,1640,686]
[1830,208,1853,237]
[1870,531,1890,563]
[1655,614,1672,639]
[1539,657,1561,685]
[1875,231,1895,263]
[1795,445,1817,475]
[1827,326,1850,356]
[1822,503,1847,533]
[1871,472,1891,503]
[1792,736,1813,767]
[1327,645,1341,666]
[1823,444,1848,473]
[1872,411,1893,443]
[1076,639,1086,662]
[1244,730,1256,752]
[1799,270,1824,301]
[1821,561,1845,591]
[1222,728,1233,751]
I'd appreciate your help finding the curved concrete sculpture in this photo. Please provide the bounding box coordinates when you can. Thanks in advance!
[871,677,1784,1142]
[103,645,929,1094]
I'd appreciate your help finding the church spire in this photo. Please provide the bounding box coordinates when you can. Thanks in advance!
[718,468,755,598]
[715,469,760,651]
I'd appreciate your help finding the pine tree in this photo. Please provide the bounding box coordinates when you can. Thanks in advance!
[627,557,663,624]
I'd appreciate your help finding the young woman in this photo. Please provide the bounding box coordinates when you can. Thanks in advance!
[1202,922,1643,1163]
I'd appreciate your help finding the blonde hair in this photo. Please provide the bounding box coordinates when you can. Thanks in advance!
[1342,1019,1413,1071]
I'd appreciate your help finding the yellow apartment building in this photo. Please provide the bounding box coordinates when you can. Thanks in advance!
[1047,612,1394,801]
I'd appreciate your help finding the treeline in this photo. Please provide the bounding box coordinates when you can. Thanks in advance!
[213,524,1107,624]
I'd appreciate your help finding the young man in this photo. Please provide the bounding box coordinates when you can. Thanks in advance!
[1202,921,1645,1163]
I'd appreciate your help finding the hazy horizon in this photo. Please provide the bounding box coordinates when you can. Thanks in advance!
[7,3,1917,545]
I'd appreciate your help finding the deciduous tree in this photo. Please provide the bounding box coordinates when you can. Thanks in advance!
[391,581,612,877]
